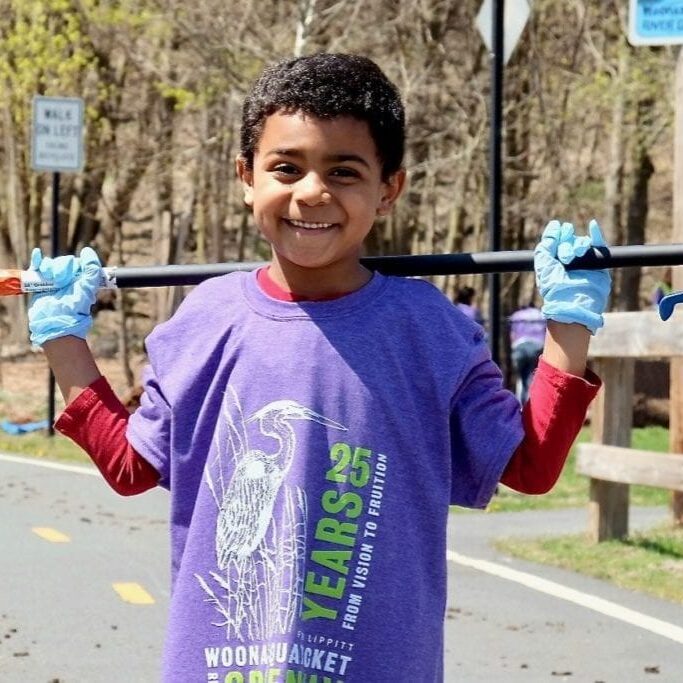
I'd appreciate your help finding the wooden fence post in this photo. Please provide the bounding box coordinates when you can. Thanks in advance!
[588,357,634,542]
[671,48,683,526]
[670,361,683,525]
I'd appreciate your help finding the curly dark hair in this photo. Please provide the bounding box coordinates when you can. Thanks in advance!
[240,53,405,180]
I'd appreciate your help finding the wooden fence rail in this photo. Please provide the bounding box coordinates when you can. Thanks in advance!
[576,310,683,542]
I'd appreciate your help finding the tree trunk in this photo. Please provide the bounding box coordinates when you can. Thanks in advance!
[96,144,155,262]
[116,224,134,389]
[2,106,29,345]
[603,42,628,309]
[622,151,654,310]
[153,92,178,324]
[293,0,318,56]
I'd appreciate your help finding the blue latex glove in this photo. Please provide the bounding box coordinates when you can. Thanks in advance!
[28,247,102,346]
[534,219,612,334]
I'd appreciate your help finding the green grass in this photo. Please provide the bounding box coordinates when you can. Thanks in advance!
[495,526,683,604]
[487,425,683,604]
[0,431,90,463]
[482,426,671,513]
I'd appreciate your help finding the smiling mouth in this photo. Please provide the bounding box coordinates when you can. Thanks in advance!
[284,218,337,231]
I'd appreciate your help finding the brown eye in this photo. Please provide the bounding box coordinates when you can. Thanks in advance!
[273,163,299,176]
[330,167,359,179]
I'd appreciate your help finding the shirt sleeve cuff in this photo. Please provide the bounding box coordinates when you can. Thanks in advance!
[55,375,120,435]
[535,356,601,398]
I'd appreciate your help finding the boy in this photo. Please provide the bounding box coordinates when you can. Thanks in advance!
[29,53,609,682]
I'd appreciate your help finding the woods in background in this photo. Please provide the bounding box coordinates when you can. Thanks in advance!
[0,0,676,367]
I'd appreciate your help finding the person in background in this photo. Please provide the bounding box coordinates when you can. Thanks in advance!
[455,285,485,326]
[509,300,547,403]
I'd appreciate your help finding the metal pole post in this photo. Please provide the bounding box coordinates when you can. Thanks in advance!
[488,0,505,364]
[47,171,60,436]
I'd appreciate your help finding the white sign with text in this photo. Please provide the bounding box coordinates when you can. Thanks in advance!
[31,96,84,172]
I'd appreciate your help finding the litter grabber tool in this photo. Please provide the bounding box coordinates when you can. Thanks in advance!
[2,242,683,295]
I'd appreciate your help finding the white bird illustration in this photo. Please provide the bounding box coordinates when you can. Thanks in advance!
[215,399,346,569]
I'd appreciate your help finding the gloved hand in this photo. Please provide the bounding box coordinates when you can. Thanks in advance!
[534,219,611,334]
[28,247,102,346]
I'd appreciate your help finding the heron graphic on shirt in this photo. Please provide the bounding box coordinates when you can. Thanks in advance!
[215,399,346,568]
[198,387,346,642]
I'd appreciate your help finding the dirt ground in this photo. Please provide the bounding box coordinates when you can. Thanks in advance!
[0,351,146,424]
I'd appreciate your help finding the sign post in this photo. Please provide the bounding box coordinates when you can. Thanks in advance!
[476,0,531,364]
[628,0,683,524]
[31,96,85,436]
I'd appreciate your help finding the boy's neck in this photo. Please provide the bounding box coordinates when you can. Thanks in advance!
[265,259,372,300]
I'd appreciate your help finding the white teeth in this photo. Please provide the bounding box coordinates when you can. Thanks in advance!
[287,219,334,229]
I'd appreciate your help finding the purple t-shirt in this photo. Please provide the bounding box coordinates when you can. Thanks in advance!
[455,302,484,326]
[509,306,546,347]
[127,270,523,683]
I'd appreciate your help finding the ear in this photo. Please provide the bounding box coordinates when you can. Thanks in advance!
[377,168,406,216]
[235,155,254,207]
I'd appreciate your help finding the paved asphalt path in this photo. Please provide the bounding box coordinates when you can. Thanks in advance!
[0,455,169,683]
[1,453,682,682]
[444,507,683,682]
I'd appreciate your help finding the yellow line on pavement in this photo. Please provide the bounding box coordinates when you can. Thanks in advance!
[32,527,70,543]
[112,582,155,605]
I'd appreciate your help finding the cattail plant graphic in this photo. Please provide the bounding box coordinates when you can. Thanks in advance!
[199,387,346,641]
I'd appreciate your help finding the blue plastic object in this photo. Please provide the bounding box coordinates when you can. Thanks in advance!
[658,290,683,321]
[0,419,49,435]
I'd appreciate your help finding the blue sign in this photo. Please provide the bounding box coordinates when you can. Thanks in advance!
[629,0,683,45]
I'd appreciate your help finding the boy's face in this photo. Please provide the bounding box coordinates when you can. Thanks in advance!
[237,111,405,294]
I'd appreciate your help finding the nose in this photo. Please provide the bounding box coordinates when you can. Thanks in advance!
[293,172,331,206]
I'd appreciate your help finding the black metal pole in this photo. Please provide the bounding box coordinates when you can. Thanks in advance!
[488,0,505,364]
[47,172,59,436]
[107,243,683,288]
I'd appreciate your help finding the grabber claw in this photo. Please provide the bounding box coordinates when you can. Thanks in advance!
[658,290,683,321]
